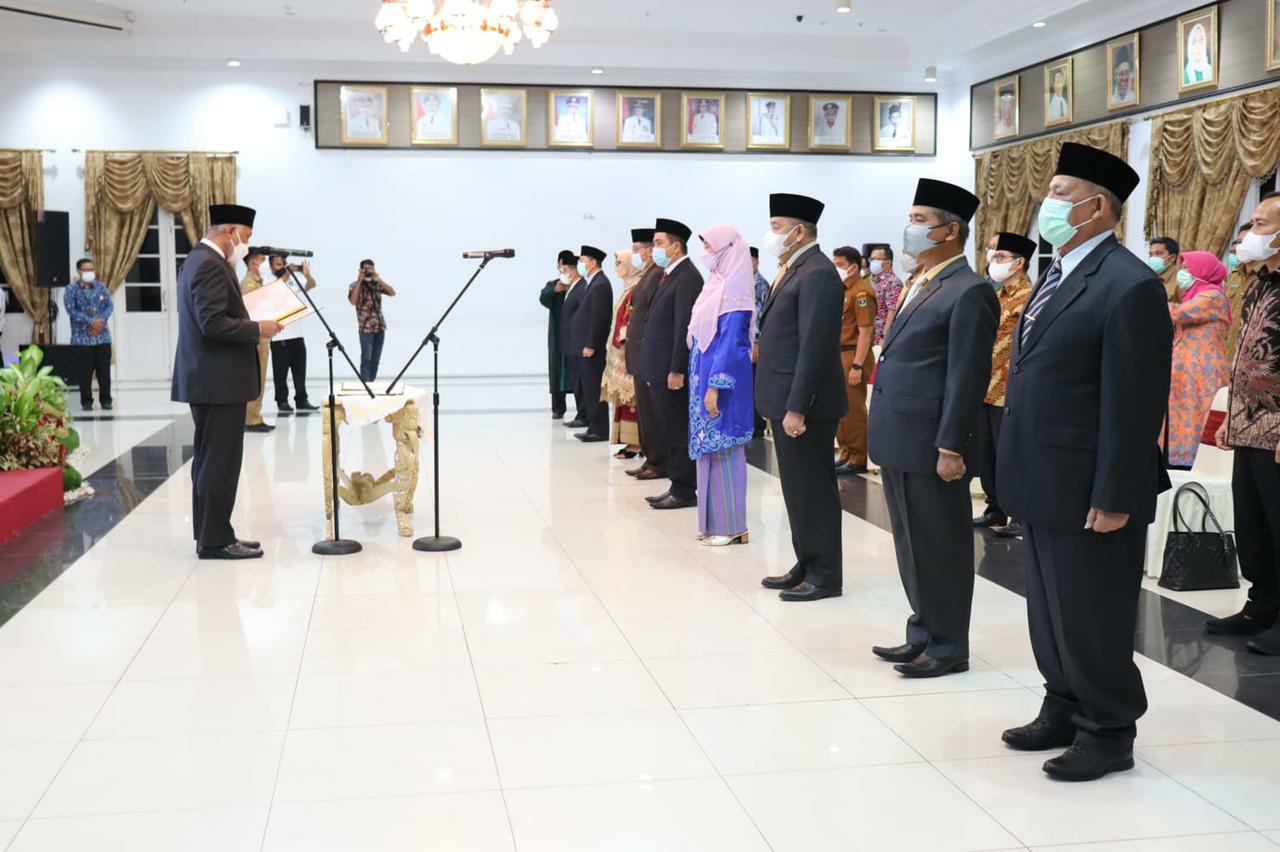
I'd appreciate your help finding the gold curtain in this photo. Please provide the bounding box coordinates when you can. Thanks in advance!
[0,151,47,343]
[1146,89,1280,257]
[84,151,237,293]
[973,123,1129,275]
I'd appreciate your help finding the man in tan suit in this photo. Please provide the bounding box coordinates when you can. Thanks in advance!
[239,249,273,433]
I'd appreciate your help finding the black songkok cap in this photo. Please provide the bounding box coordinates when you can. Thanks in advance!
[557,249,577,266]
[749,246,759,259]
[995,232,1037,263]
[631,228,655,243]
[769,193,825,224]
[912,179,979,222]
[580,245,607,263]
[209,204,256,228]
[1054,141,1141,203]
[654,218,692,242]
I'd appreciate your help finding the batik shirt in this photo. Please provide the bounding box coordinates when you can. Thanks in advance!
[1228,266,1280,451]
[64,281,113,345]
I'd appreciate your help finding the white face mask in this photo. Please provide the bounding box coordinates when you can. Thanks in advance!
[900,253,920,276]
[868,259,885,276]
[229,231,250,265]
[558,271,571,284]
[762,225,798,259]
[1237,229,1280,264]
[81,271,96,283]
[837,264,854,279]
[988,260,1017,283]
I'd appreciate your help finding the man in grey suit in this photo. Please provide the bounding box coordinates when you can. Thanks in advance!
[868,179,999,676]
[756,193,847,601]
[171,204,283,559]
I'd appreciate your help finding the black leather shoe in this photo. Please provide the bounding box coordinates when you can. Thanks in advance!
[872,642,927,663]
[564,418,588,428]
[625,465,648,477]
[576,432,609,443]
[236,539,261,550]
[634,469,664,480]
[651,494,697,510]
[245,423,275,433]
[992,520,1024,538]
[761,565,805,590]
[645,490,672,504]
[197,542,264,560]
[296,401,319,412]
[277,403,294,414]
[1002,717,1076,752]
[101,402,114,411]
[839,463,868,475]
[551,411,566,420]
[973,510,1008,528]
[779,582,842,602]
[1206,609,1277,636]
[1042,743,1135,782]
[1247,626,1280,655]
[894,655,970,678]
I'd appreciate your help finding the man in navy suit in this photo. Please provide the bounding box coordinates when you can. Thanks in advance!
[171,204,283,559]
[572,245,614,442]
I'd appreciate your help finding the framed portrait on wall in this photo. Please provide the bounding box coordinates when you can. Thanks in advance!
[680,92,725,149]
[993,76,1019,140]
[1177,6,1218,93]
[1269,0,1280,71]
[808,95,851,150]
[1044,58,1073,127]
[872,96,915,152]
[617,91,661,148]
[479,88,528,147]
[409,86,458,146]
[339,85,389,146]
[1106,35,1141,110]
[746,93,790,149]
[549,89,594,147]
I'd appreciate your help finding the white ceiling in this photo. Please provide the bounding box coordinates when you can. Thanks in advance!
[0,0,1204,89]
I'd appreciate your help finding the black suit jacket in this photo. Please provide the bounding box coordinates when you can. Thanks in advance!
[867,257,999,474]
[754,245,846,421]
[568,271,614,356]
[171,242,261,405]
[996,235,1173,528]
[625,264,663,369]
[637,258,703,384]
[560,275,586,358]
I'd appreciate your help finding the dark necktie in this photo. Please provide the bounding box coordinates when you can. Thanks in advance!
[1021,258,1063,347]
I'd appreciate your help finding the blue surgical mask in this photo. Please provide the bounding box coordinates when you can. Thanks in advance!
[1176,268,1194,289]
[653,247,670,268]
[868,259,885,276]
[902,223,941,258]
[1038,195,1096,249]
[631,253,644,271]
[577,261,588,278]
[1147,256,1167,274]
[1227,253,1241,270]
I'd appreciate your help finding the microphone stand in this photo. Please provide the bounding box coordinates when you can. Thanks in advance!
[386,255,495,553]
[284,265,374,557]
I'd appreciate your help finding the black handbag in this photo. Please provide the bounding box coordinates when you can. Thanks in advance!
[1159,481,1240,591]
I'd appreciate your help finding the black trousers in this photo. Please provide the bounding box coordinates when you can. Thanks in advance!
[634,379,665,474]
[652,381,696,500]
[579,352,610,437]
[551,391,567,417]
[751,362,766,437]
[1233,448,1280,615]
[270,338,310,406]
[566,356,588,422]
[79,342,112,405]
[881,466,973,658]
[190,402,247,550]
[977,403,1004,515]
[1024,522,1147,751]
[770,417,842,590]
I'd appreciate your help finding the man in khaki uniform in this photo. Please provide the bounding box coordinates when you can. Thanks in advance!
[1148,237,1181,303]
[1225,222,1255,362]
[832,246,877,474]
[239,249,273,433]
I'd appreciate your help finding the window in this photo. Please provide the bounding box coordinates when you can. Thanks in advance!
[0,263,21,314]
[124,210,189,313]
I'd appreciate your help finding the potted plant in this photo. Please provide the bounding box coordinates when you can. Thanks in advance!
[0,346,86,498]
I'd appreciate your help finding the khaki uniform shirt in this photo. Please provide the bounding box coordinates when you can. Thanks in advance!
[1159,266,1180,303]
[1225,263,1255,362]
[841,274,877,371]
[240,268,264,295]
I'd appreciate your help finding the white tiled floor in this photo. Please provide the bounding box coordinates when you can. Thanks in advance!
[2,379,1280,851]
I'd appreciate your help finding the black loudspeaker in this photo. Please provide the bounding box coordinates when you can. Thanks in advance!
[35,210,70,289]
[300,104,312,131]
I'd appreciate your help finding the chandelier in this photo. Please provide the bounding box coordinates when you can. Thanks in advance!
[374,0,560,66]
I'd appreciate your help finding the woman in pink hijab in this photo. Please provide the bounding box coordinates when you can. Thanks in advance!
[687,225,756,546]
[1167,250,1231,468]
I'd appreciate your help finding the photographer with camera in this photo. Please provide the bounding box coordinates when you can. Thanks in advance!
[347,258,396,382]
[267,254,319,414]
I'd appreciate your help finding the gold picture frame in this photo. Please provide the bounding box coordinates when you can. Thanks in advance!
[548,89,594,148]
[993,76,1020,140]
[1269,0,1280,72]
[408,86,458,146]
[1177,6,1219,94]
[1106,34,1141,111]
[616,91,662,149]
[479,88,528,148]
[808,95,852,151]
[1044,58,1074,128]
[746,93,791,150]
[339,85,389,146]
[680,92,726,150]
[871,95,916,152]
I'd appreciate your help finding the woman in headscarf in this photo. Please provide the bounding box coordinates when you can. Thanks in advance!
[602,248,641,458]
[1167,250,1231,468]
[1183,22,1213,86]
[688,225,755,546]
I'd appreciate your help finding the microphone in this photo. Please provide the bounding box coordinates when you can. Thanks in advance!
[251,246,315,258]
[462,248,515,259]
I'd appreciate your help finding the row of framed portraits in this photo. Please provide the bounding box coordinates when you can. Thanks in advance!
[991,4,1251,140]
[338,84,921,152]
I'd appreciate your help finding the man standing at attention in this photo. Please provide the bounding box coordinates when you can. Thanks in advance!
[867,245,903,346]
[572,245,614,443]
[266,254,319,416]
[832,246,876,475]
[1147,237,1182,303]
[625,229,665,480]
[998,143,1170,781]
[238,248,273,433]
[756,193,846,601]
[559,252,588,427]
[751,246,771,438]
[172,204,283,560]
[1224,222,1255,361]
[64,258,114,412]
[868,179,998,677]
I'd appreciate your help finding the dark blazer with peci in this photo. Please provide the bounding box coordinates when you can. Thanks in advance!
[624,264,663,370]
[637,258,704,384]
[171,241,261,405]
[867,257,999,474]
[568,271,614,356]
[754,245,846,422]
[997,234,1173,529]
[560,276,586,358]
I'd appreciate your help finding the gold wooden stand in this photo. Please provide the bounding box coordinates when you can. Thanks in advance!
[321,399,422,538]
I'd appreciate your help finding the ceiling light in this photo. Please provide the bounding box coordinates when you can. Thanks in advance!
[591,67,604,74]
[836,0,851,12]
[227,59,242,67]
[924,65,937,82]
[374,0,561,65]
[1032,21,1046,28]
